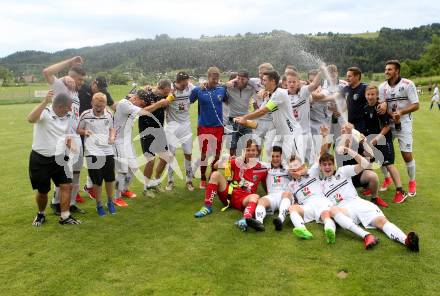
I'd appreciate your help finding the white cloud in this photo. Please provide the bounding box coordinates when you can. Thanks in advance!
[0,0,439,57]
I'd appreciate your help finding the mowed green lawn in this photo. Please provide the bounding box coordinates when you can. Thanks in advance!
[0,97,439,296]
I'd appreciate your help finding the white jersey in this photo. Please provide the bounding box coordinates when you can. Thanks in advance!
[266,166,291,193]
[51,77,80,134]
[289,85,311,134]
[266,88,300,136]
[288,164,323,205]
[379,78,419,126]
[78,109,114,156]
[432,87,439,101]
[249,77,272,121]
[321,165,359,206]
[167,84,195,124]
[114,99,142,145]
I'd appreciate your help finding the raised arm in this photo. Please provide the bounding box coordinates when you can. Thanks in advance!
[42,56,83,84]
[336,145,370,175]
[27,91,53,123]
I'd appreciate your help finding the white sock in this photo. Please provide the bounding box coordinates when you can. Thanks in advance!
[86,176,93,188]
[278,198,291,222]
[324,218,336,233]
[406,160,416,181]
[124,170,134,191]
[255,205,266,223]
[52,186,60,204]
[70,173,80,206]
[167,165,174,183]
[382,222,407,244]
[334,213,370,238]
[289,211,305,228]
[381,166,391,178]
[115,173,126,198]
[60,211,70,220]
[144,176,151,190]
[184,158,193,182]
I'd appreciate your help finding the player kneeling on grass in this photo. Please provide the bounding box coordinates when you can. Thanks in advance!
[286,155,337,243]
[245,146,292,232]
[320,147,419,251]
[194,139,268,232]
[78,93,117,216]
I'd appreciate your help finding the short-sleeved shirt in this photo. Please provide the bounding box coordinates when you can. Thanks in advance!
[31,106,71,157]
[265,87,300,136]
[138,91,166,131]
[51,78,80,134]
[79,109,114,156]
[363,103,392,141]
[288,164,322,204]
[78,84,114,115]
[190,85,227,127]
[342,83,368,131]
[249,78,272,121]
[266,166,291,194]
[230,158,268,194]
[226,84,255,117]
[322,165,359,205]
[378,77,419,127]
[167,83,195,124]
[114,99,142,145]
[289,85,311,134]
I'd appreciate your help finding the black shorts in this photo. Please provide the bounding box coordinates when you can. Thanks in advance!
[86,155,115,186]
[351,170,371,188]
[140,130,168,158]
[29,150,72,194]
[375,140,395,166]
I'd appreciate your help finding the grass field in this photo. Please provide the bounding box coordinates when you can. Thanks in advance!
[0,92,439,295]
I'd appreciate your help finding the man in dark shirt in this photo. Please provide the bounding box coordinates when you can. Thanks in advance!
[78,76,116,114]
[363,85,407,204]
[138,80,172,196]
[342,67,368,134]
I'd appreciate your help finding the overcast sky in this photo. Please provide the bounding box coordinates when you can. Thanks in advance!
[1,0,439,57]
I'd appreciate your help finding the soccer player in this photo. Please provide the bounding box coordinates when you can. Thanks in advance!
[225,70,256,156]
[377,60,419,196]
[341,67,368,133]
[138,80,173,197]
[189,67,227,189]
[320,148,419,252]
[430,83,439,111]
[77,93,116,216]
[113,90,168,205]
[249,63,276,158]
[193,140,268,232]
[245,146,292,232]
[363,85,407,203]
[164,72,195,192]
[79,76,117,201]
[286,155,336,243]
[42,56,86,215]
[337,123,389,207]
[285,68,322,163]
[234,70,300,162]
[27,91,81,226]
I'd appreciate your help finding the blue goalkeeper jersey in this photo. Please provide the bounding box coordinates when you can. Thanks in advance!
[190,85,226,127]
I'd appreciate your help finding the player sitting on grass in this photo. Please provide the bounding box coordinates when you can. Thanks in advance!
[245,146,292,232]
[363,85,407,204]
[77,93,116,216]
[320,146,419,252]
[194,139,268,232]
[282,125,337,242]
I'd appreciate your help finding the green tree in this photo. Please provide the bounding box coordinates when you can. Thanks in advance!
[0,65,13,86]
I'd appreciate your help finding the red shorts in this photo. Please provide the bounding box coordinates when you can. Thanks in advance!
[197,126,224,155]
[218,185,252,211]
